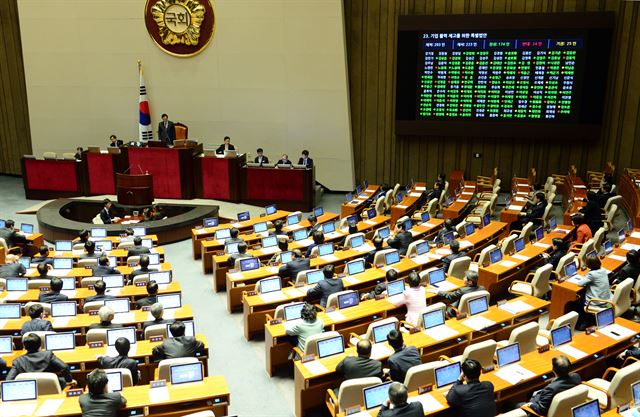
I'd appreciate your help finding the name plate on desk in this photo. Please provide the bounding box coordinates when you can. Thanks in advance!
[89,310,99,316]
[247,291,258,297]
[538,344,550,353]
[40,286,50,292]
[325,307,336,313]
[150,336,164,342]
[269,319,282,325]
[345,406,362,415]
[142,306,151,311]
[135,282,147,287]
[456,312,468,320]
[89,341,104,348]
[418,384,433,394]
[482,364,494,373]
[150,380,167,388]
[66,389,83,397]
[301,354,315,363]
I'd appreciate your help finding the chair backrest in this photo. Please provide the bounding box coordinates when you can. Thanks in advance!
[555,253,576,276]
[77,258,97,267]
[16,372,61,395]
[475,244,498,267]
[126,256,140,265]
[24,301,51,314]
[604,195,623,213]
[363,317,399,342]
[27,279,52,290]
[83,300,105,313]
[592,227,607,253]
[22,331,55,349]
[544,176,554,191]
[117,241,135,249]
[439,182,449,205]
[174,122,188,140]
[344,233,365,249]
[612,278,634,317]
[326,291,356,310]
[447,256,471,279]
[0,237,8,250]
[42,152,57,160]
[384,192,394,210]
[144,323,168,339]
[337,377,382,412]
[392,183,401,198]
[403,360,449,392]
[426,198,438,217]
[80,277,103,288]
[397,216,410,226]
[375,197,385,216]
[459,290,490,316]
[519,222,535,242]
[577,239,595,268]
[530,264,553,297]
[606,204,618,223]
[414,302,447,328]
[548,311,580,334]
[86,329,108,344]
[608,360,640,408]
[294,269,316,285]
[372,249,397,266]
[304,331,341,356]
[501,235,518,255]
[157,357,200,381]
[461,340,497,368]
[547,384,589,417]
[507,321,539,354]
[92,214,104,224]
[455,222,468,237]
[542,203,553,226]
[104,368,134,388]
[406,239,425,258]
[132,274,150,285]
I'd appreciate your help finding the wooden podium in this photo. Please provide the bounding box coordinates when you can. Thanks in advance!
[116,173,153,206]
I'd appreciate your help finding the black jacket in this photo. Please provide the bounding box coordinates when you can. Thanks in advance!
[79,392,126,417]
[152,336,205,361]
[127,246,151,257]
[278,258,311,281]
[388,346,421,383]
[528,373,581,415]
[88,322,123,330]
[254,155,269,165]
[99,354,140,385]
[216,143,236,153]
[306,278,344,307]
[446,379,496,417]
[39,290,69,303]
[335,355,382,380]
[91,265,119,276]
[438,284,485,309]
[298,157,313,168]
[442,251,468,274]
[32,256,54,266]
[100,207,113,225]
[21,318,54,335]
[0,263,26,278]
[547,249,568,270]
[579,200,603,232]
[85,293,116,303]
[387,231,413,256]
[378,402,424,417]
[136,295,157,309]
[142,318,173,330]
[0,227,27,247]
[7,350,72,387]
[158,121,176,144]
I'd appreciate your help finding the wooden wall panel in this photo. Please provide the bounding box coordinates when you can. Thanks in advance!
[344,0,640,187]
[0,0,31,175]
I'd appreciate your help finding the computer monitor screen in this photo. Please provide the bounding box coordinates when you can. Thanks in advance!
[465,223,475,236]
[435,362,461,388]
[628,219,634,233]
[422,308,446,329]
[61,277,76,290]
[18,257,30,269]
[497,343,521,367]
[215,228,231,240]
[314,207,324,217]
[167,320,195,338]
[147,253,160,265]
[403,219,413,231]
[105,298,130,314]
[489,248,503,264]
[106,371,123,392]
[551,325,572,347]
[141,239,153,249]
[367,208,377,219]
[571,399,601,417]
[91,228,107,238]
[293,229,308,241]
[253,222,268,234]
[416,241,430,256]
[364,382,394,410]
[259,277,282,294]
[356,185,363,195]
[346,215,358,226]
[279,251,293,264]
[338,292,359,309]
[596,308,614,329]
[349,235,365,248]
[0,219,4,228]
[102,275,124,288]
[318,243,334,256]
[482,214,491,227]
[224,243,239,255]
[1,380,37,402]
[421,211,430,223]
[265,205,277,215]
[602,240,613,255]
[564,262,577,278]
[322,222,336,234]
[632,381,640,405]
[346,259,366,276]
[55,240,73,251]
[0,336,12,354]
[0,304,21,319]
[372,321,397,344]
[108,256,117,266]
[170,362,204,385]
[286,214,300,226]
[469,296,489,316]
[428,268,446,285]
[619,228,626,243]
[535,227,544,241]
[377,227,390,239]
[51,301,77,317]
[317,335,345,359]
[157,293,182,309]
[385,251,400,265]
[45,332,75,351]
[586,250,597,259]
[306,270,324,285]
[107,327,136,346]
[386,279,405,297]
[6,278,27,291]
[262,236,277,248]
[514,238,525,252]
[345,193,353,202]
[149,271,172,285]
[203,217,219,228]
[237,212,250,222]
[53,258,73,270]
[549,216,557,230]
[21,223,34,234]
[442,231,455,245]
[132,227,146,237]
[396,194,404,204]
[283,303,305,321]
[239,257,260,272]
[363,179,369,188]
[95,240,113,252]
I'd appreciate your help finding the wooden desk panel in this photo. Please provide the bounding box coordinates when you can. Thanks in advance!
[620,170,640,228]
[390,183,427,226]
[443,182,476,221]
[340,185,380,217]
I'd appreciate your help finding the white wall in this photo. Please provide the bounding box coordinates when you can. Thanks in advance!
[18,0,354,191]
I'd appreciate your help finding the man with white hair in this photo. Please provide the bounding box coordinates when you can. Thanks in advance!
[142,303,173,330]
[88,306,124,330]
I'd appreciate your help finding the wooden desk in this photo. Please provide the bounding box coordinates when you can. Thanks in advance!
[243,165,316,212]
[443,182,476,221]
[559,176,588,224]
[22,158,86,200]
[45,247,165,266]
[282,212,340,234]
[195,153,246,202]
[340,185,380,217]
[24,263,173,284]
[619,169,640,228]
[390,182,427,226]
[499,179,532,225]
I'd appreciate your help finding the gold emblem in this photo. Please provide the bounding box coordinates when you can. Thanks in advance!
[151,0,205,46]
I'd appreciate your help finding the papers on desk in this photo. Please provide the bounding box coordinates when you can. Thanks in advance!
[514,197,527,202]
[422,221,439,228]
[344,412,373,417]
[72,249,84,256]
[458,199,470,203]
[284,288,306,298]
[163,310,175,320]
[194,228,207,234]
[0,402,38,416]
[370,343,394,359]
[303,360,328,376]
[565,275,582,284]
[2,291,26,301]
[459,240,473,249]
[411,255,432,265]
[297,238,313,247]
[49,269,71,277]
[408,393,446,412]
[435,248,452,256]
[364,220,377,226]
[462,315,496,331]
[423,325,458,341]
[620,408,640,417]
[266,266,280,274]
[259,292,287,304]
[410,230,420,237]
[231,222,242,228]
[228,272,244,280]
[555,344,587,359]
[149,386,170,403]
[512,254,530,262]
[499,260,517,268]
[287,224,304,231]
[499,300,533,315]
[326,231,343,240]
[395,205,408,209]
[598,323,636,340]
[112,313,135,324]
[35,399,64,416]
[106,288,121,296]
[321,255,339,262]
[355,244,374,253]
[409,192,422,197]
[507,204,523,211]
[415,186,426,191]
[343,275,361,285]
[610,254,628,262]
[0,319,8,330]
[432,281,457,292]
[260,246,279,255]
[26,267,37,275]
[574,184,586,189]
[631,231,640,239]
[327,311,346,322]
[533,242,551,249]
[462,191,474,196]
[53,317,72,327]
[622,243,640,251]
[495,364,536,385]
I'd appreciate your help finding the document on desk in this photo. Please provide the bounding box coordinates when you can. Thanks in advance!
[395,205,408,209]
[459,240,473,249]
[599,324,636,340]
[35,399,65,416]
[287,224,304,231]
[0,402,38,416]
[495,364,535,385]
[533,242,551,249]
[53,317,72,327]
[260,246,279,255]
[2,291,26,301]
[514,197,527,202]
[499,300,533,315]
[259,292,287,304]
[432,281,457,292]
[149,386,170,403]
[409,192,422,197]
[622,243,640,251]
[555,344,588,359]
[326,232,343,240]
[499,260,517,268]
[462,316,496,331]
[303,360,328,376]
[574,184,586,189]
[283,288,305,298]
[423,325,458,341]
[457,199,470,203]
[631,231,640,239]
[355,244,374,253]
[512,254,530,262]
[112,313,135,324]
[408,393,445,412]
[507,205,523,211]
[343,276,360,285]
[72,249,85,256]
[364,220,378,226]
[48,269,71,277]
[411,255,431,265]
[320,255,339,262]
[61,290,77,298]
[415,186,426,191]
[26,267,37,275]
[194,228,208,235]
[370,343,394,359]
[435,248,452,256]
[228,272,244,280]
[609,254,627,262]
[231,222,242,228]
[566,276,582,284]
[327,311,346,322]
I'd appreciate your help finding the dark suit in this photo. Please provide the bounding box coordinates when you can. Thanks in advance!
[442,251,468,273]
[85,294,116,303]
[527,373,581,416]
[579,200,603,234]
[32,256,54,266]
[127,246,151,257]
[100,207,113,224]
[254,155,269,165]
[158,120,176,144]
[109,140,124,147]
[136,295,157,309]
[79,392,126,417]
[365,248,382,265]
[596,191,615,208]
[276,159,293,166]
[7,351,72,389]
[39,290,69,303]
[91,265,119,276]
[142,318,173,330]
[388,346,421,383]
[80,252,100,259]
[99,354,140,385]
[387,231,413,256]
[20,318,54,335]
[228,252,251,267]
[0,263,26,278]
[614,263,640,285]
[278,258,311,281]
[378,402,424,417]
[88,322,124,330]
[446,380,496,417]
[130,267,156,281]
[215,143,236,154]
[298,157,314,168]
[438,284,485,310]
[335,355,382,380]
[0,227,27,247]
[151,336,205,361]
[306,278,344,307]
[547,249,568,270]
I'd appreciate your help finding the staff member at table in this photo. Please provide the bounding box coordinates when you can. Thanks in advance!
[158,113,175,145]
[216,136,235,154]
[276,154,293,166]
[254,148,269,165]
[298,150,313,168]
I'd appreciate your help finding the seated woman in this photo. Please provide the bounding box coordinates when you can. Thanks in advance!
[575,255,612,330]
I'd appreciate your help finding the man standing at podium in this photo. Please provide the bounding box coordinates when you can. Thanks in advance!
[158,113,175,145]
[216,136,235,154]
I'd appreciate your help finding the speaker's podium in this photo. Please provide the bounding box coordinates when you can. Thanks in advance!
[116,173,153,206]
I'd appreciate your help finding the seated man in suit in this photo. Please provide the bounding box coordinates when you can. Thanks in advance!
[278,249,310,281]
[442,240,468,273]
[80,240,100,259]
[361,269,397,301]
[97,337,140,385]
[336,340,383,380]
[541,238,568,270]
[387,222,412,256]
[512,192,546,231]
[269,219,285,237]
[21,303,53,335]
[0,254,27,278]
[276,154,293,166]
[298,150,313,168]
[99,199,120,224]
[254,148,269,165]
[91,255,119,276]
[151,320,205,361]
[143,302,173,330]
[80,369,126,417]
[127,237,151,257]
[386,330,421,383]
[89,306,124,330]
[129,255,156,282]
[268,238,289,264]
[305,230,325,257]
[306,264,344,307]
[215,136,235,154]
[428,270,484,318]
[226,228,244,245]
[307,214,321,235]
[158,114,176,145]
[596,183,615,209]
[365,236,384,265]
[32,245,54,266]
[378,382,424,417]
[434,219,456,245]
[7,333,75,390]
[108,134,123,147]
[35,262,54,281]
[445,359,496,417]
[0,219,27,248]
[135,280,158,309]
[85,280,117,303]
[39,277,68,303]
[229,242,251,266]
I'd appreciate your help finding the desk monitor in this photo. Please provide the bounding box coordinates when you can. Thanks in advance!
[442,231,455,246]
[384,251,400,265]
[602,240,613,255]
[157,293,182,309]
[571,399,600,417]
[293,229,308,241]
[363,179,369,189]
[105,298,130,314]
[132,227,146,237]
[534,227,544,241]
[346,259,366,276]
[435,362,461,388]
[403,219,413,231]
[61,277,76,291]
[322,222,336,234]
[167,320,195,338]
[596,308,614,329]
[586,250,597,260]
[489,248,503,264]
[95,240,113,252]
[345,193,353,202]
[317,335,345,359]
[237,211,250,222]
[259,277,282,294]
[262,236,277,249]
[239,257,260,272]
[627,219,634,233]
[102,275,124,288]
[356,185,363,195]
[45,332,75,352]
[1,380,37,402]
[21,223,34,234]
[224,149,238,158]
[91,228,107,238]
[0,219,4,228]
[465,223,475,237]
[396,193,404,204]
[338,292,359,310]
[619,228,626,244]
[141,238,153,249]
[253,222,268,234]
[106,371,123,392]
[283,303,305,321]
[203,217,219,228]
[225,242,239,255]
[364,381,393,410]
[372,321,397,344]
[318,243,334,257]
[349,235,365,248]
[107,256,118,266]
[551,324,572,347]
[0,304,21,319]
[514,237,525,253]
[563,262,578,278]
[147,253,160,265]
[51,301,77,318]
[482,214,491,227]
[279,251,293,264]
[346,215,358,226]
[306,270,324,285]
[6,278,27,292]
[286,214,300,226]
[170,362,204,385]
[55,240,73,252]
[496,342,520,367]
[367,208,377,220]
[18,257,31,269]
[386,279,405,297]
[53,258,73,270]
[265,205,277,215]
[416,241,430,256]
[422,308,446,330]
[427,268,446,286]
[149,271,171,285]
[215,228,231,240]
[0,336,12,354]
[314,207,324,217]
[632,381,640,406]
[377,226,390,239]
[107,327,136,346]
[548,216,557,231]
[468,295,489,316]
[421,211,430,223]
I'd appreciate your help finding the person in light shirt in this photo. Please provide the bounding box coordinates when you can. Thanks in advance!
[389,271,425,326]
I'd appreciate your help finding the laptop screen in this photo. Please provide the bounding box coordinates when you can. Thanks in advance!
[141,239,153,249]
[293,229,308,241]
[283,303,305,321]
[322,222,336,234]
[108,256,118,266]
[571,399,601,417]
[157,293,182,309]
[55,240,73,251]
[51,301,77,317]
[0,304,21,319]
[95,240,113,252]
[551,325,572,347]
[514,238,525,252]
[535,227,544,241]
[347,259,366,276]
[306,270,324,285]
[53,258,73,270]
[149,271,171,285]
[421,212,430,223]
[132,227,146,237]
[338,292,359,309]
[482,214,491,227]
[106,371,123,392]
[239,257,260,272]
[61,277,76,290]
[416,241,430,256]
[489,248,503,264]
[105,298,130,314]
[442,231,455,245]
[564,262,577,278]
[203,217,219,228]
[259,277,281,294]
[317,335,345,359]
[265,205,277,215]
[318,243,334,257]
[350,235,365,248]
[1,380,37,402]
[215,228,231,240]
[170,362,204,385]
[18,257,31,269]
[363,382,393,410]
[386,279,405,297]
[428,268,446,285]
[237,211,250,222]
[469,296,489,316]
[497,343,520,367]
[253,222,268,234]
[628,219,634,233]
[619,229,626,243]
[372,321,397,344]
[549,216,557,230]
[147,253,160,265]
[367,208,377,220]
[262,236,277,248]
[465,223,475,236]
[107,327,136,346]
[632,381,640,405]
[45,332,75,351]
[167,320,195,338]
[377,227,390,239]
[279,251,293,264]
[404,219,413,231]
[6,278,27,291]
[0,219,4,228]
[384,251,400,265]
[345,193,353,202]
[396,194,404,204]
[435,362,461,388]
[286,214,300,226]
[423,309,446,329]
[21,223,34,234]
[596,308,614,329]
[602,240,613,255]
[102,275,124,288]
[0,336,12,354]
[91,228,107,238]
[314,207,324,217]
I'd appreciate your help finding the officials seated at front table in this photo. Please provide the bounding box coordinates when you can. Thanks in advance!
[85,280,117,303]
[21,303,54,335]
[336,339,383,380]
[98,337,140,385]
[127,236,151,257]
[216,136,235,154]
[39,277,68,303]
[276,154,293,166]
[152,321,205,360]
[99,198,120,224]
[80,369,127,417]
[143,303,173,330]
[136,280,159,308]
[378,382,424,417]
[306,265,344,308]
[298,150,313,168]
[254,148,269,165]
[109,134,123,148]
[445,359,495,417]
[88,306,123,330]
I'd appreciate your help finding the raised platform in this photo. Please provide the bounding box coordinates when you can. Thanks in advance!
[37,199,218,244]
